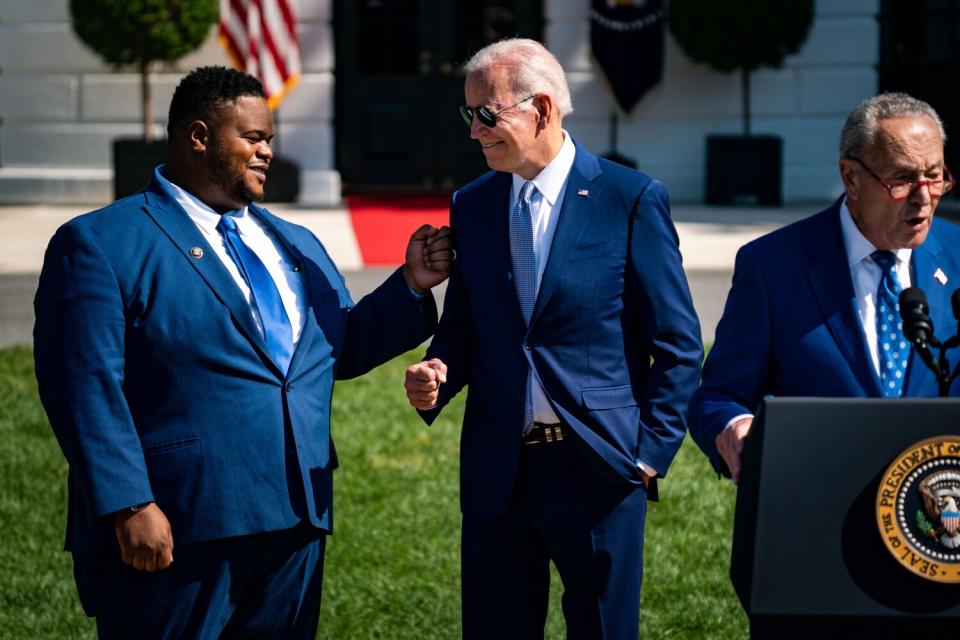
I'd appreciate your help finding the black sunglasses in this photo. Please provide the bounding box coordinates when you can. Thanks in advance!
[459,95,536,128]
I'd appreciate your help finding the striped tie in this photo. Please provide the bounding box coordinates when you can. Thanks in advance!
[510,181,537,432]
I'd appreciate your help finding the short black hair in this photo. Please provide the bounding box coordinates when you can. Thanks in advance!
[167,66,266,136]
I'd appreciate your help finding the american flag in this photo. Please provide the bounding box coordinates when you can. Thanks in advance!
[219,0,300,109]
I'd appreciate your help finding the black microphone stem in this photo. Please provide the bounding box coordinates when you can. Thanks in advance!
[900,286,956,397]
[938,351,951,397]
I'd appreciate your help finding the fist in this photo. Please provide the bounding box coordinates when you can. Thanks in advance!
[114,503,174,572]
[405,358,448,409]
[403,225,454,293]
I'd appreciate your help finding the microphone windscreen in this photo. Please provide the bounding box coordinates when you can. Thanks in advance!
[899,286,928,313]
[899,286,933,343]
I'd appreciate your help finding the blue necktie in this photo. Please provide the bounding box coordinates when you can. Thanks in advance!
[510,181,537,432]
[217,214,293,374]
[872,250,909,398]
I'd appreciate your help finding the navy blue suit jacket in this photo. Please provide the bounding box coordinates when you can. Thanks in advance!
[35,174,436,551]
[689,199,960,475]
[421,142,703,517]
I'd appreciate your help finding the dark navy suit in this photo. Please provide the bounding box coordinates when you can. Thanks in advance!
[689,199,960,476]
[34,174,436,637]
[421,143,702,638]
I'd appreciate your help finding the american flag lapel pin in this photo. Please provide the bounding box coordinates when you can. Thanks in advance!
[934,267,948,285]
[577,189,589,197]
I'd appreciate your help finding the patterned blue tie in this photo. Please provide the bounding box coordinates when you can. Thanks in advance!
[872,250,909,398]
[510,181,537,432]
[217,214,293,374]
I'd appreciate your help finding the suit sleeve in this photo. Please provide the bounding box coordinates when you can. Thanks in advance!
[33,222,154,519]
[687,242,772,475]
[336,268,438,380]
[418,196,473,424]
[627,180,704,476]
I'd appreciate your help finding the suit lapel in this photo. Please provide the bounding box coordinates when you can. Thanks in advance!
[530,145,601,327]
[904,228,947,394]
[141,185,277,374]
[806,203,883,396]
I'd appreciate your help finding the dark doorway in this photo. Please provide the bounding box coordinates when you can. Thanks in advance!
[334,0,543,193]
[879,0,960,195]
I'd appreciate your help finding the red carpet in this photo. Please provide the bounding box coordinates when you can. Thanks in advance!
[347,195,451,266]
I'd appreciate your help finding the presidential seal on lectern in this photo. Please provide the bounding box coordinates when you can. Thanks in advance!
[877,436,960,583]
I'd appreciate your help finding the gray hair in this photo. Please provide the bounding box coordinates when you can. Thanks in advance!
[839,92,946,157]
[463,38,574,117]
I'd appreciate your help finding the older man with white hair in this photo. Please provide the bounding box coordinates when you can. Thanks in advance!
[689,92,960,485]
[404,38,703,638]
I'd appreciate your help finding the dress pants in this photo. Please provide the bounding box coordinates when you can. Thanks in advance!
[72,522,326,639]
[461,436,647,640]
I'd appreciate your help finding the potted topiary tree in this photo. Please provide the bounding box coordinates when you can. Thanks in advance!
[669,0,814,205]
[70,0,218,198]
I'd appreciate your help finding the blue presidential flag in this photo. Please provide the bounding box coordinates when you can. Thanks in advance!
[590,0,664,113]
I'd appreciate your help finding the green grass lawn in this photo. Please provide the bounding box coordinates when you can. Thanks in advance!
[0,346,746,638]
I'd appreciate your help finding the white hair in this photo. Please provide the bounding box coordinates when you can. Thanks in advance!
[463,38,574,117]
[839,92,946,158]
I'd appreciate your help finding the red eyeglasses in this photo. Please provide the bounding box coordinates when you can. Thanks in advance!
[848,156,954,200]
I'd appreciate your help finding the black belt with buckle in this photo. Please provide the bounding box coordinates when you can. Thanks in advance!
[523,423,566,445]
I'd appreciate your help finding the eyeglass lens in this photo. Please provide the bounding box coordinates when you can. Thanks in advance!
[852,157,954,199]
[889,174,954,198]
[459,105,496,128]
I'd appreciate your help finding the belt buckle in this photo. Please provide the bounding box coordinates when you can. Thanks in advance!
[524,423,564,445]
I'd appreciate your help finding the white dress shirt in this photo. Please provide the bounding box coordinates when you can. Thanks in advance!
[155,167,307,344]
[839,199,912,376]
[510,132,575,426]
[723,198,913,431]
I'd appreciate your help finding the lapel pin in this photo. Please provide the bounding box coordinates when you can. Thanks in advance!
[189,247,204,259]
[934,267,948,285]
[577,189,589,197]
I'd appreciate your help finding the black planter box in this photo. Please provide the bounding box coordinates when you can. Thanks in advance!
[600,150,638,170]
[706,135,782,205]
[113,138,167,200]
[262,155,300,203]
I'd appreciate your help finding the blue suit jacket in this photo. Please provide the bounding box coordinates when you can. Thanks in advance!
[34,174,436,551]
[688,199,960,475]
[421,142,703,517]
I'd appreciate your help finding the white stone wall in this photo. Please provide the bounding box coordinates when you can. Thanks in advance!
[0,0,338,204]
[0,0,878,204]
[547,0,879,202]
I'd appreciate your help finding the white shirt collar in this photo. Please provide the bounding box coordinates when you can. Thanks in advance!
[154,166,248,233]
[839,197,912,267]
[511,131,576,205]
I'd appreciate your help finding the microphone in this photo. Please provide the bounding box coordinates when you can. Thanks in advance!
[899,287,944,392]
[899,287,960,397]
[899,287,935,345]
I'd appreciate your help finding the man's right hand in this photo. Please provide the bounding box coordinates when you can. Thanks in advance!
[714,416,754,486]
[114,503,174,572]
[405,358,448,409]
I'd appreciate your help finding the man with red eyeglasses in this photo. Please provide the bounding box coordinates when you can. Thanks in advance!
[688,92,960,484]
